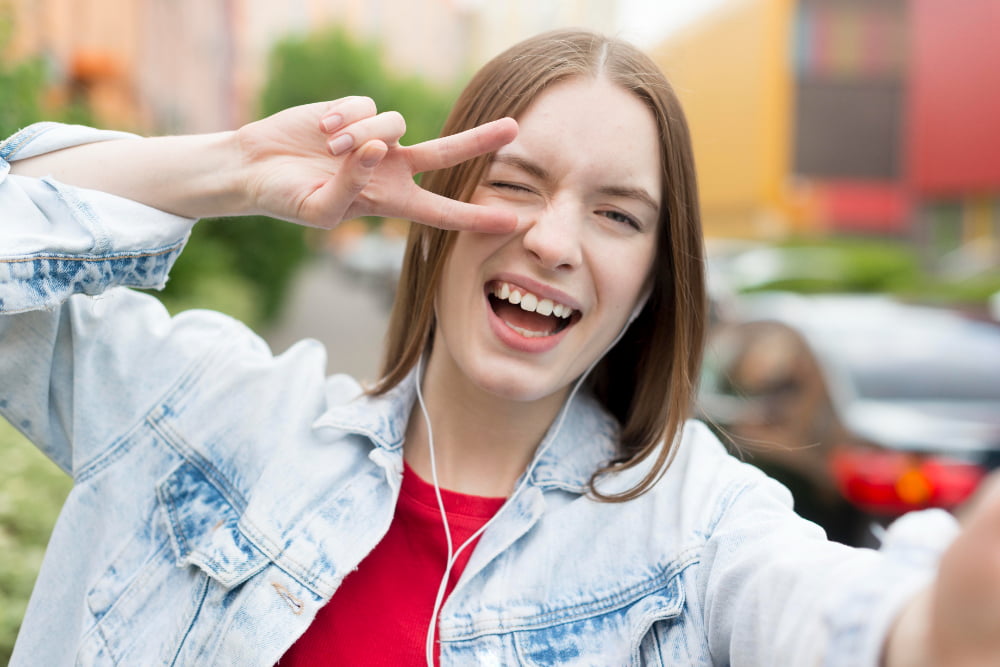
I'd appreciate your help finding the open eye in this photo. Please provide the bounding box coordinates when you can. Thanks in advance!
[600,209,642,231]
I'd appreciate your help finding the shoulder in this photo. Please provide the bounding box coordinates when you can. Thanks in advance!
[598,419,791,510]
[589,420,801,554]
[65,287,270,373]
[671,420,792,504]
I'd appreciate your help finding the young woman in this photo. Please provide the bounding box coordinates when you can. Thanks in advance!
[2,28,999,666]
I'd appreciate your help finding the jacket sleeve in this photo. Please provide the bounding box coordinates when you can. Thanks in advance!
[0,123,206,475]
[685,428,958,666]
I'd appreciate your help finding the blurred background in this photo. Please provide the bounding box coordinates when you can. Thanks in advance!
[1,0,998,659]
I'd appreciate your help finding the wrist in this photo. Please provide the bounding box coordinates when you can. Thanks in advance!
[882,587,935,667]
[169,130,248,218]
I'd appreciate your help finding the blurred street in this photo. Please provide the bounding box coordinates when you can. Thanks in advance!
[264,254,391,383]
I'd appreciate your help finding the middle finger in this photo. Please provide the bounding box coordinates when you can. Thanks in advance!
[328,111,407,156]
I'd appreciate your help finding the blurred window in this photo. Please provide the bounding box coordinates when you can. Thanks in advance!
[792,0,907,180]
[793,79,903,179]
[794,0,907,78]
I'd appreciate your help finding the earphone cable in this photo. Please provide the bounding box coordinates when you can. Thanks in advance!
[417,299,643,666]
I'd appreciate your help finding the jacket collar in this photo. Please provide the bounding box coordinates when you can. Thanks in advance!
[311,371,414,452]
[312,367,620,494]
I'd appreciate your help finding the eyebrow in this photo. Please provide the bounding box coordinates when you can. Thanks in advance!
[491,154,660,212]
[492,154,549,181]
[598,185,659,213]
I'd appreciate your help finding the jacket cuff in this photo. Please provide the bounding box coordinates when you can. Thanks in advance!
[0,123,197,313]
[825,509,958,667]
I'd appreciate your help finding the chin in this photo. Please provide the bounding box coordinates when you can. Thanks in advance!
[470,358,573,404]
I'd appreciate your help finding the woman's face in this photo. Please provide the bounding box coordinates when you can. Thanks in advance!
[430,76,662,403]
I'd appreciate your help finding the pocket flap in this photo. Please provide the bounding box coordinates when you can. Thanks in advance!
[157,461,268,588]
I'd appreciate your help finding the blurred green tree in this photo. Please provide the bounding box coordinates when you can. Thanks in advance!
[261,26,454,148]
[0,51,45,139]
[162,26,455,324]
[0,13,91,138]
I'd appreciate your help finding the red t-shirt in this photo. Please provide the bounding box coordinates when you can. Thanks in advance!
[279,462,506,666]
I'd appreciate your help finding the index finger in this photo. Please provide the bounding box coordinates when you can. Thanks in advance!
[407,118,518,174]
[402,187,517,233]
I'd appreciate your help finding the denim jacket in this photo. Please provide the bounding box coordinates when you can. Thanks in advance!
[1,124,958,666]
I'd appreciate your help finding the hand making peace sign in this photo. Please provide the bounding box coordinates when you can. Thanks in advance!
[235,96,518,232]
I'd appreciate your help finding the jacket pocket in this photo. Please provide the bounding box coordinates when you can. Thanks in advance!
[79,460,269,665]
[157,460,268,588]
[512,573,686,667]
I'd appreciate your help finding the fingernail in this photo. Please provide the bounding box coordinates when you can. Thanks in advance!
[321,113,343,133]
[329,133,354,155]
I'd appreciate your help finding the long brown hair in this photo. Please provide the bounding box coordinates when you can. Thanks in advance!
[370,29,706,502]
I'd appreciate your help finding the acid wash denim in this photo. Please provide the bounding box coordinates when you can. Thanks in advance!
[1,124,959,666]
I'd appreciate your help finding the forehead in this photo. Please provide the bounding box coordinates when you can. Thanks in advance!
[496,76,663,198]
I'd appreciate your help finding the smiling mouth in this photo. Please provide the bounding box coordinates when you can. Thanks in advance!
[487,281,581,338]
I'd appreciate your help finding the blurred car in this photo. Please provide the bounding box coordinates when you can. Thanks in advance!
[697,292,1000,545]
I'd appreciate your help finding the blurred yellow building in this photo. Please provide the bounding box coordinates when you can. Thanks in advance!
[651,0,801,240]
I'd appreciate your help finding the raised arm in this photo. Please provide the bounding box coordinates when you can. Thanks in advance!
[11,97,518,232]
[0,97,516,474]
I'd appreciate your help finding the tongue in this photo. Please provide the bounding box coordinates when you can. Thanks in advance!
[494,300,558,334]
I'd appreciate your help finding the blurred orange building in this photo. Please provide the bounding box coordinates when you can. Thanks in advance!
[5,0,141,128]
[3,0,245,132]
[653,0,1000,265]
[3,0,614,135]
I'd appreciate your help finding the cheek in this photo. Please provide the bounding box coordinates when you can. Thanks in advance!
[601,243,657,311]
[434,234,500,317]
[440,233,482,285]
[435,255,469,326]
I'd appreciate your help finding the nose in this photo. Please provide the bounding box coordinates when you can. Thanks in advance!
[520,197,583,271]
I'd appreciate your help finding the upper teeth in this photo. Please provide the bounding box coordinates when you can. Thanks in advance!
[492,282,573,318]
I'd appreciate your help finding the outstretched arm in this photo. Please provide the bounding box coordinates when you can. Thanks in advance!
[10,97,518,232]
[884,474,1000,666]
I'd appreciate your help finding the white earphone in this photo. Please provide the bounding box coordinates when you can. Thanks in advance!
[417,285,652,665]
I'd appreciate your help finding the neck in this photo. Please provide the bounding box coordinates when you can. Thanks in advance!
[404,352,571,498]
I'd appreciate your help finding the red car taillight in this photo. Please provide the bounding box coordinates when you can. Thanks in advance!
[830,445,986,516]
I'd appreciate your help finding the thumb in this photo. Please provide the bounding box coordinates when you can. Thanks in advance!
[302,139,387,228]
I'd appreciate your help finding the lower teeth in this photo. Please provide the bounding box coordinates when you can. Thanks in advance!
[505,322,554,338]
